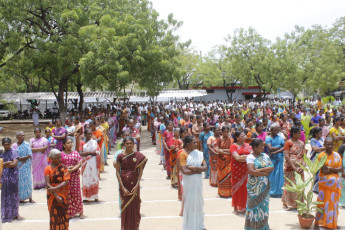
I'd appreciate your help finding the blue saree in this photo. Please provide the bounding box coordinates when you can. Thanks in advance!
[245,153,273,230]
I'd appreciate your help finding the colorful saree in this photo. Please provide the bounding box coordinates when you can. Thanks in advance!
[12,141,33,201]
[168,138,182,186]
[340,155,345,207]
[163,130,174,177]
[44,164,70,230]
[30,137,49,189]
[61,151,83,218]
[315,151,342,229]
[230,143,252,211]
[116,151,147,230]
[0,149,19,223]
[282,139,305,207]
[81,139,100,201]
[245,153,273,230]
[74,123,83,152]
[52,127,67,151]
[207,136,220,187]
[217,137,233,198]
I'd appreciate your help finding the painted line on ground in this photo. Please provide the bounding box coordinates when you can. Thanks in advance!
[20,197,230,206]
[4,210,290,224]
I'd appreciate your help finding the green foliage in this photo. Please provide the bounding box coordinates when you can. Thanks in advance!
[282,154,327,217]
[301,115,314,142]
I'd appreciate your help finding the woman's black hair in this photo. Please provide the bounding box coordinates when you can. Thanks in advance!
[84,128,92,135]
[222,126,230,132]
[290,126,301,138]
[255,121,262,131]
[196,114,202,120]
[2,137,11,145]
[279,113,285,119]
[203,122,208,129]
[319,117,325,123]
[234,131,244,143]
[45,128,51,134]
[251,138,263,150]
[166,120,174,127]
[179,127,187,136]
[123,136,135,144]
[62,137,73,151]
[294,120,302,126]
[34,127,41,133]
[311,127,322,138]
[333,116,341,125]
[183,135,195,147]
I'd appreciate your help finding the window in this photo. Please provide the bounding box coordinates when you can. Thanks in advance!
[206,89,214,93]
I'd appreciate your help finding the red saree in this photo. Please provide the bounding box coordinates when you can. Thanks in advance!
[117,151,148,230]
[44,164,70,230]
[217,137,233,198]
[230,143,252,211]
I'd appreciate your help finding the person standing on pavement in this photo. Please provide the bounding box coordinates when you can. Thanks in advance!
[51,102,59,123]
[115,136,147,230]
[199,122,213,179]
[12,131,34,203]
[0,137,22,222]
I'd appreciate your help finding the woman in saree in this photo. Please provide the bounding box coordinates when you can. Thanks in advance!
[207,126,221,187]
[251,121,267,142]
[265,124,285,198]
[45,129,57,150]
[44,149,70,230]
[168,128,183,188]
[162,121,174,179]
[96,119,107,169]
[230,130,252,214]
[1,138,21,222]
[73,117,83,152]
[30,128,49,189]
[80,129,100,202]
[282,126,305,210]
[65,120,76,150]
[245,138,274,230]
[329,117,345,152]
[61,138,83,219]
[315,137,343,229]
[179,135,207,230]
[310,127,325,161]
[176,127,188,216]
[89,121,104,172]
[216,126,233,198]
[115,136,147,230]
[52,119,67,151]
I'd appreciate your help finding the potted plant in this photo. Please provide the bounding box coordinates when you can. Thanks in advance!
[282,154,327,229]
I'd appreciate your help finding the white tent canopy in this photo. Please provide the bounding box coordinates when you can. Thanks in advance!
[157,90,207,98]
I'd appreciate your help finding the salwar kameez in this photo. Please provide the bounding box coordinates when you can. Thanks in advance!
[12,141,33,201]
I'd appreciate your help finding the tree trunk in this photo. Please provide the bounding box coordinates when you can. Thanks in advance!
[223,79,231,101]
[57,77,68,125]
[76,83,84,113]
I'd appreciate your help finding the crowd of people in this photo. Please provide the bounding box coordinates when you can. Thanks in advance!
[0,97,345,229]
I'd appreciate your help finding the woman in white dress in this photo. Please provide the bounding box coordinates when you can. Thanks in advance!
[179,135,207,230]
[80,129,100,202]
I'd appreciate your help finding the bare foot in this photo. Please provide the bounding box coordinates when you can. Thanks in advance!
[15,216,24,220]
[282,204,288,210]
[29,198,35,203]
[83,200,88,203]
[79,214,86,219]
[179,212,183,217]
[233,210,239,215]
[95,199,99,203]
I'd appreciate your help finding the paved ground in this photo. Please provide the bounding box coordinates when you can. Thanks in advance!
[1,122,345,229]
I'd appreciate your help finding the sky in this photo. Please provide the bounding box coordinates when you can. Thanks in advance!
[150,0,345,55]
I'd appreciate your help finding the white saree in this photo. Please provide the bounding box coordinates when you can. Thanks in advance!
[81,139,100,200]
[182,149,205,230]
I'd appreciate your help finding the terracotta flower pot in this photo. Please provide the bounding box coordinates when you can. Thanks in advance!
[297,214,315,229]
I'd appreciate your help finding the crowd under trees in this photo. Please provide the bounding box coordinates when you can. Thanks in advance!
[0,0,344,119]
